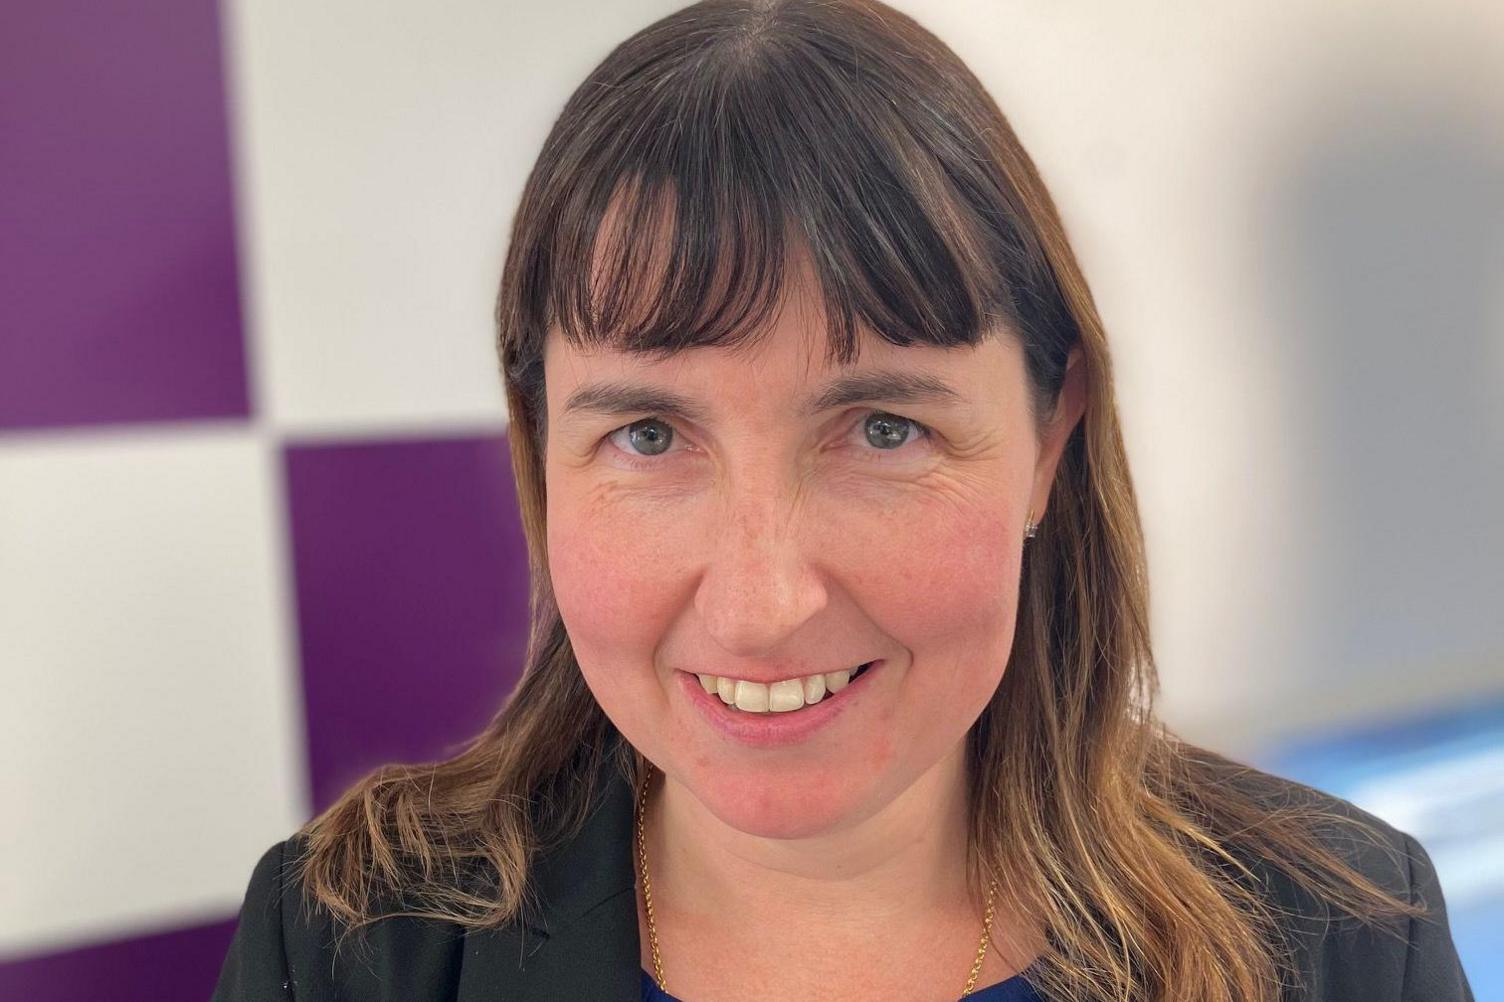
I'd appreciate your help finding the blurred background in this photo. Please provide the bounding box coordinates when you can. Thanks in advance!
[2,1,1500,997]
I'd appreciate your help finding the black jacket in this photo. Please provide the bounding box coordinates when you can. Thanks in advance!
[212,764,1475,1001]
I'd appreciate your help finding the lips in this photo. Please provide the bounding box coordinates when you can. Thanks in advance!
[680,659,882,748]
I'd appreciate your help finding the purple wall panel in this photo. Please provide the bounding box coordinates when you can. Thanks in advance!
[0,918,238,1002]
[0,0,249,431]
[284,434,533,812]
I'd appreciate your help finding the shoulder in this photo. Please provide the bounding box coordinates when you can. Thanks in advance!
[212,838,298,1001]
[1213,761,1416,896]
[211,834,472,1002]
[1202,760,1474,1001]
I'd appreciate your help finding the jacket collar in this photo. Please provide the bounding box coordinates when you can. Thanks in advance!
[457,763,642,1001]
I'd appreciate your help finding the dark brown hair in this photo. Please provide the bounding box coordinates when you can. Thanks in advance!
[291,3,1420,999]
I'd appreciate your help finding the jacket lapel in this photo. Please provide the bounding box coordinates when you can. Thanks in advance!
[458,765,641,1001]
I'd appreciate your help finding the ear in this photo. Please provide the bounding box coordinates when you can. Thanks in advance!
[1028,346,1088,524]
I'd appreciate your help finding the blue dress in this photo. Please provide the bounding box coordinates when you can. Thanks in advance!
[641,966,1043,1001]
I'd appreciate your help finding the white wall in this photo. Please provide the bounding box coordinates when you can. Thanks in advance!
[898,2,1504,750]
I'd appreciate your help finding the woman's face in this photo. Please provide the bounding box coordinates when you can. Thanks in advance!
[542,276,1082,839]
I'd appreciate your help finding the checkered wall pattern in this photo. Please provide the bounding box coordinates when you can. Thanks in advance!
[1,2,531,997]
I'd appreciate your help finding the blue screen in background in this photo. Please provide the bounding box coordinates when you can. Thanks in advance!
[1258,699,1504,999]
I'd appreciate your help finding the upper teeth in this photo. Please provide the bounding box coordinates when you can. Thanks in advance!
[696,666,862,713]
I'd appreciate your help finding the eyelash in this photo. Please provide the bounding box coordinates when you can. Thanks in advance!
[601,410,934,469]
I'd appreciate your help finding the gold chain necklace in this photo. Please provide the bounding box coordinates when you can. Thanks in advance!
[634,764,999,997]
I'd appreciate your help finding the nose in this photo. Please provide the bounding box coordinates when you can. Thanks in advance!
[692,487,829,658]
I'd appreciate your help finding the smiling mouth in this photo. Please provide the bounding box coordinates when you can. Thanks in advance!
[697,661,875,714]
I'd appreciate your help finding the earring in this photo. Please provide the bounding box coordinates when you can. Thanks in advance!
[1024,507,1038,541]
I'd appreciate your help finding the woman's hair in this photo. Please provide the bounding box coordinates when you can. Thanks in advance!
[289,2,1421,999]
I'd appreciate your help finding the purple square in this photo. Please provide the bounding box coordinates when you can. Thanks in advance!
[0,918,239,1002]
[284,434,533,811]
[0,0,249,431]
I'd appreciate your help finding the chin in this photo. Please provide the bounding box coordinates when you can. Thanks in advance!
[683,761,871,839]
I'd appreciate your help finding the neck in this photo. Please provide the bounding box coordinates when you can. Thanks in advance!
[644,743,982,940]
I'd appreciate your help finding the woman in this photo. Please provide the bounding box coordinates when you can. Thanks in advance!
[214,1,1474,1000]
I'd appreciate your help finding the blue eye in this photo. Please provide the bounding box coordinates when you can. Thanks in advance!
[610,417,675,458]
[861,411,930,452]
[603,410,933,467]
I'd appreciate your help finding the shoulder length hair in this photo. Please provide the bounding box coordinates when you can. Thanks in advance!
[291,2,1419,999]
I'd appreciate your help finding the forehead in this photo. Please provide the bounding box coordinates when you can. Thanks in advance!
[544,306,956,382]
[550,205,990,372]
[537,182,1021,418]
[542,312,1021,442]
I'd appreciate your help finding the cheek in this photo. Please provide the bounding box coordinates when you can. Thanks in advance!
[546,486,685,706]
[550,477,1023,653]
[839,485,1021,658]
[823,481,1023,755]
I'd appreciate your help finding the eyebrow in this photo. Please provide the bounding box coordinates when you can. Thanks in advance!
[559,369,966,425]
